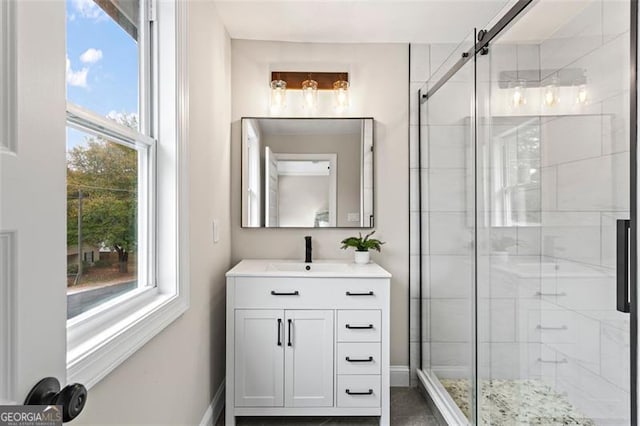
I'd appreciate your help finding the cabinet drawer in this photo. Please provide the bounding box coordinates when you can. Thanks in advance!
[337,375,381,407]
[337,343,381,375]
[233,277,387,309]
[337,310,381,342]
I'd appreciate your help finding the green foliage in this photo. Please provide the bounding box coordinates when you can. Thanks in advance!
[340,230,385,252]
[93,259,113,268]
[67,113,138,267]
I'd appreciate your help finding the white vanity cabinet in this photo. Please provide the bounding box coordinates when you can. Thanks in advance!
[225,260,391,426]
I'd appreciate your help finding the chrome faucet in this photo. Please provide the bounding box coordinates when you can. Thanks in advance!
[305,236,312,263]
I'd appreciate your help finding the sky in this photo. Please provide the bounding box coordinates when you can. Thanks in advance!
[66,0,139,148]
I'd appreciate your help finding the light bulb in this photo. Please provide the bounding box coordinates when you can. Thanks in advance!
[511,81,526,108]
[333,80,350,112]
[301,79,318,111]
[544,78,560,107]
[270,80,287,113]
[576,84,588,104]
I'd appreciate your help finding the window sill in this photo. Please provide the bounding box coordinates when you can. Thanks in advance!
[67,286,188,389]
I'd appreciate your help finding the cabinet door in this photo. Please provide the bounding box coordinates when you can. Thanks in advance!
[235,309,284,407]
[284,310,334,407]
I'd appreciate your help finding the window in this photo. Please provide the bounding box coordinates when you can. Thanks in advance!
[65,0,152,318]
[491,118,541,227]
[65,0,189,388]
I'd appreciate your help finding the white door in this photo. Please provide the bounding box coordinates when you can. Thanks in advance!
[0,0,67,404]
[264,146,279,227]
[234,310,285,407]
[284,310,334,407]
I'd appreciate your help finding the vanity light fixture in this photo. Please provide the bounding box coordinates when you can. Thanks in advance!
[333,76,350,112]
[301,76,318,110]
[270,78,287,113]
[270,71,350,113]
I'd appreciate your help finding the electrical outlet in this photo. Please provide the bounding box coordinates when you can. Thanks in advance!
[347,213,360,222]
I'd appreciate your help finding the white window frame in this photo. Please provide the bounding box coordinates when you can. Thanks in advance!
[65,0,189,389]
[491,119,541,228]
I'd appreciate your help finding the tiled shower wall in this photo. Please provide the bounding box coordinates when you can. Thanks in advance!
[409,42,547,386]
[408,43,459,384]
[535,0,630,421]
[410,0,632,421]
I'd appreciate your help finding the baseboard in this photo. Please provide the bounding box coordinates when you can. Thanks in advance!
[390,365,410,387]
[199,379,226,426]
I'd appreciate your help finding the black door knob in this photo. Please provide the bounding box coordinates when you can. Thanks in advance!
[24,377,87,422]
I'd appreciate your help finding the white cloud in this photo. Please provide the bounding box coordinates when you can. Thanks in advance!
[80,48,103,64]
[106,111,139,129]
[72,0,106,21]
[66,56,89,88]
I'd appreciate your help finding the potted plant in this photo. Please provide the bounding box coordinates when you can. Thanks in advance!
[340,230,385,264]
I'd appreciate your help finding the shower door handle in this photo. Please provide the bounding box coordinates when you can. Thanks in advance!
[616,219,631,313]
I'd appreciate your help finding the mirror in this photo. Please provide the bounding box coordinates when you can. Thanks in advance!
[241,117,374,228]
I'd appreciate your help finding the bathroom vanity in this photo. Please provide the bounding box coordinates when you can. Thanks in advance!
[225,259,391,425]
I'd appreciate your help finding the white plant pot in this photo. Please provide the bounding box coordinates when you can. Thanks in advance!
[354,251,370,265]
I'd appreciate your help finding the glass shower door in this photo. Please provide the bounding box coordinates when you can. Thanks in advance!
[419,30,478,423]
[475,0,632,424]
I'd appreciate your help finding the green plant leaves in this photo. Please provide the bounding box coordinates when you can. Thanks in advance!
[340,230,385,252]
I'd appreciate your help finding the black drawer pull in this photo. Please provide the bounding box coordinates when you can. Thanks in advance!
[271,290,299,296]
[346,291,374,296]
[277,318,282,346]
[345,324,374,329]
[345,389,373,396]
[287,319,293,346]
[346,356,373,363]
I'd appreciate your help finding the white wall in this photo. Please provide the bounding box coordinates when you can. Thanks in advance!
[264,132,361,227]
[76,2,232,424]
[278,175,330,226]
[230,40,410,366]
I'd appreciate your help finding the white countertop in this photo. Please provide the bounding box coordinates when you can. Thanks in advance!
[226,259,392,278]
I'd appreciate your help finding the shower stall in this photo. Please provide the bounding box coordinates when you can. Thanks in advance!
[416,0,637,424]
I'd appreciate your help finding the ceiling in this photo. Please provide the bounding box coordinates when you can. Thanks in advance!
[213,0,511,44]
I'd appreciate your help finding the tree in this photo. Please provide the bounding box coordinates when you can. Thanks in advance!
[67,113,138,274]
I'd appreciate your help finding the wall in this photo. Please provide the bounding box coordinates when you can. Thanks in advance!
[76,2,232,424]
[278,175,330,226]
[264,132,361,227]
[230,40,409,366]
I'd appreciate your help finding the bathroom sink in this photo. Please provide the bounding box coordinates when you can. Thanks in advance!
[267,262,349,273]
[226,259,391,278]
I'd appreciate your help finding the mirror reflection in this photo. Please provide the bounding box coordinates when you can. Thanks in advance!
[241,118,374,228]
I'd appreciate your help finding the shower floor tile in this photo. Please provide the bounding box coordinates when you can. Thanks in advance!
[440,378,595,425]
